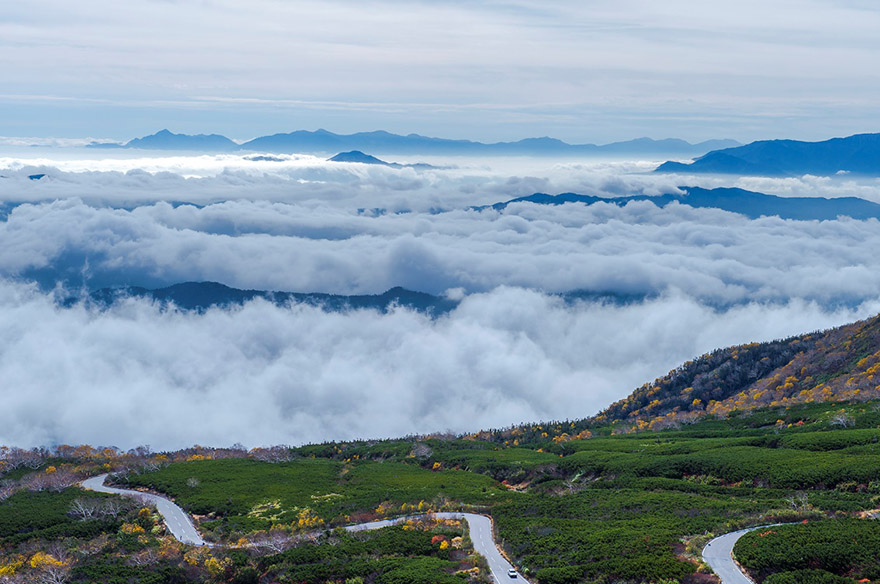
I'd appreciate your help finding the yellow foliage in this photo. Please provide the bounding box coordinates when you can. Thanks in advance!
[183,547,212,567]
[121,523,145,534]
[45,466,57,474]
[439,540,449,550]
[0,555,24,576]
[432,462,442,471]
[157,537,182,559]
[293,507,323,530]
[29,552,66,569]
[204,555,232,577]
[0,565,17,576]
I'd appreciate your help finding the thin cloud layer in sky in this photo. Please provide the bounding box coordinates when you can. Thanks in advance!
[2,1,880,141]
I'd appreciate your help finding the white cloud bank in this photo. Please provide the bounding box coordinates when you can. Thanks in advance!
[0,197,878,304]
[0,282,876,450]
[1,155,880,448]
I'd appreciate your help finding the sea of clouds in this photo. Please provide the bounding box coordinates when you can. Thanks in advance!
[2,150,880,449]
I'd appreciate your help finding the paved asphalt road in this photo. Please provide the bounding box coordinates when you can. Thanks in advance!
[347,512,520,584]
[81,474,208,546]
[80,473,800,584]
[703,523,792,584]
[82,476,520,582]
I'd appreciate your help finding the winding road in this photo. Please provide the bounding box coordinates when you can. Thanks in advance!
[81,474,208,546]
[348,513,519,583]
[82,475,520,582]
[83,474,790,584]
[703,523,791,584]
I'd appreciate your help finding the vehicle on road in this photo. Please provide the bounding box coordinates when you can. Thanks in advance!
[508,569,518,578]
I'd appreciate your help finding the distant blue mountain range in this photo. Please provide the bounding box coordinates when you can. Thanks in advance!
[61,281,644,315]
[90,129,239,151]
[70,282,457,315]
[656,133,880,176]
[89,129,739,156]
[483,186,880,221]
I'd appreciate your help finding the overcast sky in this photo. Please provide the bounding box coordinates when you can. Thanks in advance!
[2,0,880,142]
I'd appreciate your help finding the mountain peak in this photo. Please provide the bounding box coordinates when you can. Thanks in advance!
[656,132,880,176]
[124,130,238,151]
[328,150,389,165]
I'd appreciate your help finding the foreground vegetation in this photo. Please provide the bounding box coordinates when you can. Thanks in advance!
[7,313,880,583]
[5,402,880,583]
[735,519,880,583]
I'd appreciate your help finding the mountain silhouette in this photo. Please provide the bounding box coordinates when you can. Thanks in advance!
[656,132,880,176]
[483,186,880,221]
[90,129,739,156]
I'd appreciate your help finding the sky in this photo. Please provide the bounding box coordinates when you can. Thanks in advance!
[2,0,880,143]
[2,2,880,449]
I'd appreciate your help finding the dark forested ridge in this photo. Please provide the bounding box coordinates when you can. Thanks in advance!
[592,313,880,431]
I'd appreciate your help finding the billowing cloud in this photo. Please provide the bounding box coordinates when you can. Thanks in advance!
[2,154,880,449]
[0,281,876,450]
[0,195,879,304]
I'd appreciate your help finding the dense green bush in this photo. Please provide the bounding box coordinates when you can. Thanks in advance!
[73,563,189,584]
[735,519,880,582]
[764,570,856,584]
[101,401,880,584]
[120,457,506,527]
[0,488,121,543]
[259,526,468,584]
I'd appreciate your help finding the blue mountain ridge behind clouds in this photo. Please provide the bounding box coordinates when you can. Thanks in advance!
[25,185,878,313]
[656,132,880,176]
[482,186,880,221]
[92,130,880,175]
[63,281,648,316]
[88,129,740,156]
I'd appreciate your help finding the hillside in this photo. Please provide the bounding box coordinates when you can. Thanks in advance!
[656,132,880,176]
[7,313,880,584]
[593,313,880,432]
